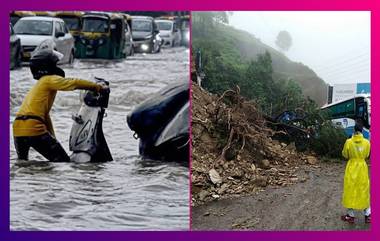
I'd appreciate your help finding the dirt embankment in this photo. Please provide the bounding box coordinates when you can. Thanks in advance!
[192,162,370,230]
[191,83,319,205]
[191,83,370,231]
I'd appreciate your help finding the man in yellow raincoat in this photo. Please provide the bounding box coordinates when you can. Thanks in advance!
[341,122,370,224]
[13,40,106,162]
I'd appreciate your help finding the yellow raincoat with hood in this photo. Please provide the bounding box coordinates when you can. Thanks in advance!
[342,133,370,209]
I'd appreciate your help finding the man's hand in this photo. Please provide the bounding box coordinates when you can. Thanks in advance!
[95,83,110,93]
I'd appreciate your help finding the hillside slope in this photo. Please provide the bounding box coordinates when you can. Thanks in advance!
[192,23,328,106]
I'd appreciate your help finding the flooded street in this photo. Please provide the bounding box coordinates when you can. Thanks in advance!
[9,47,190,230]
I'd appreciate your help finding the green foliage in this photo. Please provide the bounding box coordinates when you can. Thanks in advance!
[192,15,306,115]
[192,13,346,158]
[192,12,230,37]
[271,79,304,115]
[193,14,328,105]
[310,122,347,158]
[242,51,275,113]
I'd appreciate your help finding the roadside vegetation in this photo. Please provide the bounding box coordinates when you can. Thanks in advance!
[192,12,346,158]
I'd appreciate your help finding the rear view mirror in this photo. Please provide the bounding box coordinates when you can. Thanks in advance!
[55,31,65,38]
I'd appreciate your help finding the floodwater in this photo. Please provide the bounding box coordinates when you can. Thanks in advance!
[9,47,190,230]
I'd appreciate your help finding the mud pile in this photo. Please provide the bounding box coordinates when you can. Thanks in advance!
[191,83,318,206]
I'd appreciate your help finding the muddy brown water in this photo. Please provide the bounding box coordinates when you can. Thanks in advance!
[10,48,190,230]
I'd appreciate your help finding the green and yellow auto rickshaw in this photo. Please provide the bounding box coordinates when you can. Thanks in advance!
[10,11,36,26]
[55,11,84,37]
[76,12,127,59]
[55,11,84,57]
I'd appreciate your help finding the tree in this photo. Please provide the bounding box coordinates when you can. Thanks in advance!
[275,30,292,52]
[192,12,231,35]
[242,51,275,113]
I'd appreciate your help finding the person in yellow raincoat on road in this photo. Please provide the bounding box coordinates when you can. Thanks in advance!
[341,122,371,224]
[13,40,107,162]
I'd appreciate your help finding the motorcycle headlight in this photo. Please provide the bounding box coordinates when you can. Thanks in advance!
[141,44,149,51]
[98,39,104,45]
[81,38,86,44]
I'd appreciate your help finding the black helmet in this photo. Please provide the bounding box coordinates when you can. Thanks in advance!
[30,40,65,79]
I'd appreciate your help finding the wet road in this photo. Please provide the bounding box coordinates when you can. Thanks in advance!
[9,47,190,230]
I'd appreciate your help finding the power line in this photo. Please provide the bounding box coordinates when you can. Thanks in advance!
[312,52,370,70]
[320,63,370,77]
[321,68,370,80]
[311,45,369,65]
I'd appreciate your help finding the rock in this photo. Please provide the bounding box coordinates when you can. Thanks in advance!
[203,212,210,216]
[290,177,298,182]
[251,163,256,172]
[260,159,270,169]
[269,167,278,173]
[218,183,229,194]
[281,143,287,147]
[254,175,268,187]
[212,194,220,199]
[231,169,244,179]
[306,156,318,165]
[209,168,222,184]
[199,190,209,201]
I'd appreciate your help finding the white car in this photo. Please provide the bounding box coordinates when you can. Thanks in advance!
[13,16,75,64]
[156,19,182,47]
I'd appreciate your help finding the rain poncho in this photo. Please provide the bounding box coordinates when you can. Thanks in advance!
[342,133,370,210]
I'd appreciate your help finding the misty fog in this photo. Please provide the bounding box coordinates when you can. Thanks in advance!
[229,11,370,85]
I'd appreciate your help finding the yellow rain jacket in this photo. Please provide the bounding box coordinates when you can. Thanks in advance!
[13,75,101,137]
[342,133,370,210]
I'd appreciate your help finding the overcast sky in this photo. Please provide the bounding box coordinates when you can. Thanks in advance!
[229,11,370,86]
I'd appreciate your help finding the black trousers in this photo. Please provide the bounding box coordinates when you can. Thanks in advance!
[14,133,70,162]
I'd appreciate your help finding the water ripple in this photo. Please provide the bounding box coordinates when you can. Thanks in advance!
[10,47,189,230]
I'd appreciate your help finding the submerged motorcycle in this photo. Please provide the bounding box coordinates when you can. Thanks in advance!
[69,77,113,163]
[127,81,189,163]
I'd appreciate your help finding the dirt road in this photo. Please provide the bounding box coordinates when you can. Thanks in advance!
[191,162,370,231]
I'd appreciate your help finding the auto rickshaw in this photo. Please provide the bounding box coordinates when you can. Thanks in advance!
[10,11,36,26]
[55,11,84,57]
[76,12,127,59]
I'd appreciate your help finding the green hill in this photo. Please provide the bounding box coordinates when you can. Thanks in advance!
[192,21,328,106]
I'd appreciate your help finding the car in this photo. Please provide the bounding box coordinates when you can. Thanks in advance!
[13,16,75,64]
[131,16,161,53]
[156,19,182,47]
[10,24,22,69]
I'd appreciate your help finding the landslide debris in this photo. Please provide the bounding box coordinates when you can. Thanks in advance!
[191,83,318,206]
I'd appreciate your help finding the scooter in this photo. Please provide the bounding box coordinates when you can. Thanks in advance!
[69,77,113,163]
[127,81,189,163]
